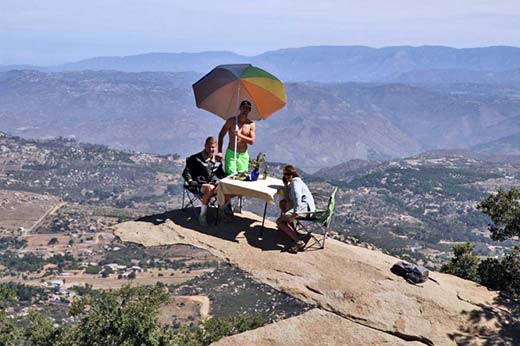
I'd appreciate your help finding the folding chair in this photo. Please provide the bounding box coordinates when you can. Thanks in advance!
[181,182,217,218]
[295,188,338,249]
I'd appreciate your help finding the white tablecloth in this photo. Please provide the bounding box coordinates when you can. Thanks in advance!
[217,176,284,206]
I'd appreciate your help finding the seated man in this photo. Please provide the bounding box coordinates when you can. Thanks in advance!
[276,165,315,253]
[182,136,226,226]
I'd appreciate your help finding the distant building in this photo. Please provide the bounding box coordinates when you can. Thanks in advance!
[103,263,119,271]
[45,280,64,290]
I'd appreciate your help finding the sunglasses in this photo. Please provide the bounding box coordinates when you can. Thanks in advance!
[283,172,292,176]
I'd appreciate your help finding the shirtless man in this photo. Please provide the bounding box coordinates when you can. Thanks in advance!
[217,100,256,175]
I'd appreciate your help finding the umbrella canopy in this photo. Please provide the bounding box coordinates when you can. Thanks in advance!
[192,64,286,121]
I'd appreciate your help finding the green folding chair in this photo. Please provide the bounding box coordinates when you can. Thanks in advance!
[295,188,338,250]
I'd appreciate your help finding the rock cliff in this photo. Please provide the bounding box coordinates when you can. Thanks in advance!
[114,210,519,346]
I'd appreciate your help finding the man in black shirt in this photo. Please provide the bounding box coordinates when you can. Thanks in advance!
[182,136,226,226]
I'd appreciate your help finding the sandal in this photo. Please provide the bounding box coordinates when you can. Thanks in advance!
[287,240,305,254]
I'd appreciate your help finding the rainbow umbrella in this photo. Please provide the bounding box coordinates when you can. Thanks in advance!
[192,64,286,174]
[192,64,286,121]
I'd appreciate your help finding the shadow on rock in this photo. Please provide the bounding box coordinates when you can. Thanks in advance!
[135,208,289,252]
[448,293,520,346]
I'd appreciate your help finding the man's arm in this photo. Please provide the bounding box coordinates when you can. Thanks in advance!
[217,119,231,159]
[214,162,227,179]
[182,165,192,183]
[182,156,195,183]
[236,122,255,145]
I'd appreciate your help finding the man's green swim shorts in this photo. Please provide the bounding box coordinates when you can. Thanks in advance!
[225,148,250,174]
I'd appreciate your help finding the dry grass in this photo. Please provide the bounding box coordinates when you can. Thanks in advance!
[158,295,211,325]
[0,189,60,234]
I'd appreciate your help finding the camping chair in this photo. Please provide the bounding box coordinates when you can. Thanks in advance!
[181,181,217,218]
[295,188,338,250]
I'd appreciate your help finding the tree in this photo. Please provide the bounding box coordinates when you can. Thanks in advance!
[479,248,520,297]
[441,242,480,282]
[84,265,101,275]
[25,311,62,346]
[477,188,520,241]
[0,286,21,345]
[4,284,264,346]
[68,284,169,346]
[162,313,264,346]
[0,310,22,346]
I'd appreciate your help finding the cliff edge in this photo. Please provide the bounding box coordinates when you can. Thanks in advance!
[114,210,519,346]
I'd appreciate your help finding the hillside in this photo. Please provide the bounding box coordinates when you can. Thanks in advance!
[1,131,519,268]
[0,131,183,208]
[114,211,520,346]
[0,132,311,331]
[6,45,520,83]
[316,151,520,266]
[2,70,520,170]
[388,68,520,85]
[471,133,520,156]
[1,131,519,344]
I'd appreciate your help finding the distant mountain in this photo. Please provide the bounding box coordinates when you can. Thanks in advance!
[471,132,520,156]
[253,45,520,82]
[6,46,520,83]
[0,70,206,156]
[389,68,520,85]
[2,70,520,170]
[0,64,43,72]
[316,149,520,182]
[313,159,383,180]
[56,51,248,73]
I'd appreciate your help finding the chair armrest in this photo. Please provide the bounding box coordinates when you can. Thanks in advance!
[184,181,202,194]
[295,209,327,221]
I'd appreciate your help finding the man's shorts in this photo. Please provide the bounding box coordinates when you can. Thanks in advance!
[225,148,249,175]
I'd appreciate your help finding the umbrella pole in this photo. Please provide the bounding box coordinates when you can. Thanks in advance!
[234,83,240,175]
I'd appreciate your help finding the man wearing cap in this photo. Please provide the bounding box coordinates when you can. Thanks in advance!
[217,100,256,175]
[216,100,255,215]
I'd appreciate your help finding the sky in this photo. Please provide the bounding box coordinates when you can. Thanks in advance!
[1,0,520,65]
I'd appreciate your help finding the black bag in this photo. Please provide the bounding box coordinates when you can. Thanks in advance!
[391,261,429,284]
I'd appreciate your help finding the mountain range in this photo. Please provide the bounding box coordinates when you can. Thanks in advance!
[388,68,520,85]
[3,45,520,83]
[1,70,520,171]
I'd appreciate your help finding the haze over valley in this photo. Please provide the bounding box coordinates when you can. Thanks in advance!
[2,46,520,171]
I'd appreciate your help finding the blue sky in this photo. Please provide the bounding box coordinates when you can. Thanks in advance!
[1,0,519,65]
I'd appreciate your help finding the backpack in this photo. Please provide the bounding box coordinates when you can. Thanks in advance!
[391,261,429,284]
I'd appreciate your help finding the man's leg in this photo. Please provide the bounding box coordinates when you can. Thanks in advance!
[224,148,237,175]
[201,183,216,205]
[279,200,290,214]
[233,151,250,213]
[199,183,216,226]
[236,151,250,173]
[276,214,300,242]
